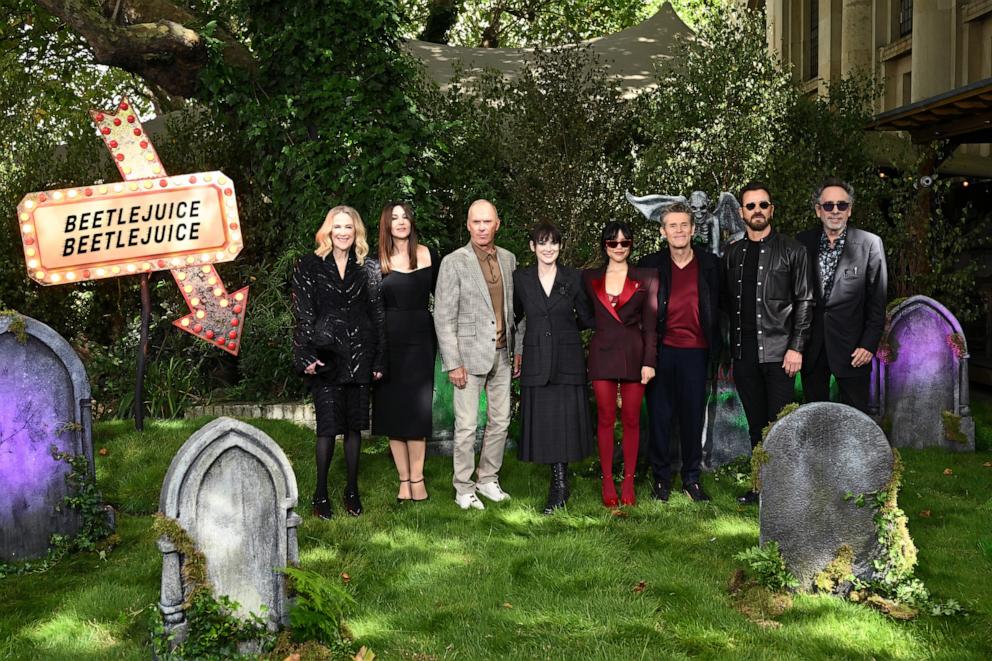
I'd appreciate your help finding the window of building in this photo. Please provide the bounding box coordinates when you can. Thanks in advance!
[809,0,819,80]
[899,0,913,38]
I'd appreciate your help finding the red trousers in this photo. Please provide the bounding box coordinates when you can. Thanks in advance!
[591,379,645,478]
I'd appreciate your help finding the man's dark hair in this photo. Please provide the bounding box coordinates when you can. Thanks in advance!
[813,177,855,207]
[530,221,562,245]
[600,221,633,260]
[661,201,694,226]
[738,180,772,203]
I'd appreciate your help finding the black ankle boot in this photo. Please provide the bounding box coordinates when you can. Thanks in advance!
[543,463,568,515]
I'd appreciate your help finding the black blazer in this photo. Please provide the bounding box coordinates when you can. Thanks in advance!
[637,247,721,354]
[796,226,887,378]
[582,266,659,382]
[292,250,386,384]
[513,266,594,386]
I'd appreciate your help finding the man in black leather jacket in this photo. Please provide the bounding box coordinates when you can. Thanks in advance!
[722,181,813,504]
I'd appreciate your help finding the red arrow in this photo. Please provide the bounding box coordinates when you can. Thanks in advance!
[89,99,249,355]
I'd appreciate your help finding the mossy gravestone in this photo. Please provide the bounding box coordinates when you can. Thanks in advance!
[0,313,94,562]
[759,403,896,590]
[157,417,301,645]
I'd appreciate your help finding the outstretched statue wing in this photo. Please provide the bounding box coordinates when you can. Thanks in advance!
[625,191,688,224]
[714,192,744,235]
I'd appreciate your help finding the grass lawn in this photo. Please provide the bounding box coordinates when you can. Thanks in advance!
[1,416,990,660]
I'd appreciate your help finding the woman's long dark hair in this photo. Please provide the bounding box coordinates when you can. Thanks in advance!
[378,202,419,274]
[599,221,633,263]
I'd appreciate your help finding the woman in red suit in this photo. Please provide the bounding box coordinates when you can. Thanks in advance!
[583,221,658,507]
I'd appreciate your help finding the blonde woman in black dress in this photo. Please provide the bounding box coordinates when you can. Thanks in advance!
[292,205,385,519]
[372,202,439,503]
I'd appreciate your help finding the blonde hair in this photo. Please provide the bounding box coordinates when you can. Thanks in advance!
[314,205,369,263]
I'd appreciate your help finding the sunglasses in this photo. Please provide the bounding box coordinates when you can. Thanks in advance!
[744,201,772,211]
[605,239,632,249]
[818,201,851,212]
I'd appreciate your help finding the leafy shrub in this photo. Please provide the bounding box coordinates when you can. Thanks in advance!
[281,566,356,649]
[734,541,799,592]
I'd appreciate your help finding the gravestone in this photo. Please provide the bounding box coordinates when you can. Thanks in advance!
[873,296,974,451]
[157,417,301,643]
[759,403,893,590]
[0,313,95,562]
[703,365,752,469]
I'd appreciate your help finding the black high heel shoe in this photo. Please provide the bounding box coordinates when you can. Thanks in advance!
[312,496,332,520]
[410,478,429,502]
[343,490,363,517]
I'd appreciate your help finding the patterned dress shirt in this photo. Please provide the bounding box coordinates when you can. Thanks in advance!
[818,227,847,301]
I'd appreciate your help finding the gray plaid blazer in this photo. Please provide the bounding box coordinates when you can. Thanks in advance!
[434,242,518,375]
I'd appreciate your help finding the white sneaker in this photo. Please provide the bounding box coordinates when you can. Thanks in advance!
[455,492,485,510]
[476,481,511,502]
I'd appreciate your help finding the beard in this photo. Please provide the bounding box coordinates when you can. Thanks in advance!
[745,214,770,231]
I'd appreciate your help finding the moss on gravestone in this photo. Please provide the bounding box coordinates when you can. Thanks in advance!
[751,402,799,493]
[0,310,27,344]
[942,410,967,444]
[874,448,918,584]
[814,544,854,593]
[153,513,210,606]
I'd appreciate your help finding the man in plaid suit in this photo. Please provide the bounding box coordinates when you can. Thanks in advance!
[434,200,519,510]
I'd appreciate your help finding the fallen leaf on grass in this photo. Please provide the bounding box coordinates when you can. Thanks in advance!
[354,646,376,661]
[943,468,954,476]
[919,510,931,518]
[502,602,512,609]
[983,461,991,468]
[633,580,647,593]
[98,447,108,456]
[610,509,628,518]
[282,654,300,661]
[340,572,351,584]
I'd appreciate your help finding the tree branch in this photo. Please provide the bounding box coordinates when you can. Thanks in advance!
[34,0,254,98]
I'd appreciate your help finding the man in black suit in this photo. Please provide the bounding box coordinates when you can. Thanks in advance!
[796,177,887,413]
[638,202,721,503]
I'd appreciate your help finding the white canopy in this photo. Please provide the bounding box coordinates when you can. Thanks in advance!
[405,3,693,98]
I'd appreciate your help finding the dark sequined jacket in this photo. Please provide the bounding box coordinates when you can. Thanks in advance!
[292,250,386,384]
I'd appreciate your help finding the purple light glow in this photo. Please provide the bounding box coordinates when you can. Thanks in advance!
[0,335,77,560]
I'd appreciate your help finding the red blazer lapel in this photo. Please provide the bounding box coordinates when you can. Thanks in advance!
[615,274,639,312]
[592,275,622,323]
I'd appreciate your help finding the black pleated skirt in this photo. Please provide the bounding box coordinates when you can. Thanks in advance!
[518,383,593,464]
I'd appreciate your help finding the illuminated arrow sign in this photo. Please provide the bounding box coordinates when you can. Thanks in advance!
[14,99,248,355]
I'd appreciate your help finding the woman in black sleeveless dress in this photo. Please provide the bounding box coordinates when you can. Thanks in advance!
[371,202,439,503]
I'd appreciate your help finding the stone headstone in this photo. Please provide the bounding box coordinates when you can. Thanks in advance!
[759,403,893,590]
[873,296,974,451]
[157,417,301,643]
[0,313,94,562]
[703,365,752,469]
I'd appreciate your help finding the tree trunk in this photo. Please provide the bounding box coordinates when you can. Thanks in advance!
[34,0,254,98]
[420,0,462,44]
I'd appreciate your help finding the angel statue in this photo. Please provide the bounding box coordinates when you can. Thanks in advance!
[625,190,744,257]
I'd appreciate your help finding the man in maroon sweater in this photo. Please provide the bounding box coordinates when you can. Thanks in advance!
[637,202,721,502]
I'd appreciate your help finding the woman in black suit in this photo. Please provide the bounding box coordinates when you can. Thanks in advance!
[583,221,658,508]
[292,205,385,519]
[513,222,595,514]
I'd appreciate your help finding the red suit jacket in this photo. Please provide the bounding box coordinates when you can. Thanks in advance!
[582,266,659,382]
